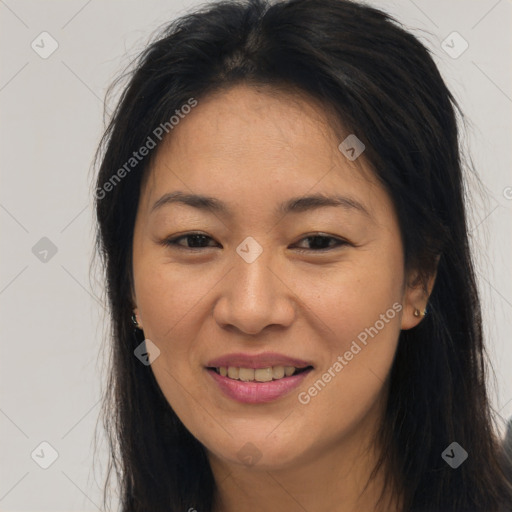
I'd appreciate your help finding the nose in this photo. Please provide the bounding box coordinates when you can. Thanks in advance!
[213,248,296,336]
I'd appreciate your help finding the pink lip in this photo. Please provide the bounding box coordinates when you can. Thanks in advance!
[206,351,312,369]
[206,367,313,404]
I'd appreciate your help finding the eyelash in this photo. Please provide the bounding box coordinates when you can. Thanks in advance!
[161,232,349,252]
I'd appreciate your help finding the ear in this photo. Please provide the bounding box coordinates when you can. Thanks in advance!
[400,265,437,331]
[132,306,143,330]
[131,290,143,330]
[130,275,143,329]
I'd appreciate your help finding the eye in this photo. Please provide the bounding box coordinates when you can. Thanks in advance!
[293,234,348,252]
[161,232,220,250]
[160,232,349,252]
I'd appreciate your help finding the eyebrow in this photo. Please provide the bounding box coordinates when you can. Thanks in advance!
[150,190,371,218]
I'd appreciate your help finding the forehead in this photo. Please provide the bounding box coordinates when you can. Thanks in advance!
[155,84,345,163]
[140,84,385,218]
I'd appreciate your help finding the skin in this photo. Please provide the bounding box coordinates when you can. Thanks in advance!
[131,84,435,512]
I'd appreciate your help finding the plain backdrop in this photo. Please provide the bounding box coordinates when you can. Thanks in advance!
[1,0,511,510]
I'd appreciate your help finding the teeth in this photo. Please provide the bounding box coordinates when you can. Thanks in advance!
[227,366,239,379]
[239,368,254,381]
[216,365,302,381]
[255,368,273,382]
[284,366,295,376]
[272,366,285,379]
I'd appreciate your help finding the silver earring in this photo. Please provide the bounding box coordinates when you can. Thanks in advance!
[131,312,140,328]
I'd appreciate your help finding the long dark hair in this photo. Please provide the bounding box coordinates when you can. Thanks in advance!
[93,0,512,510]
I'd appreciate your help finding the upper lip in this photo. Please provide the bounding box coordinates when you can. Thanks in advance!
[206,351,313,369]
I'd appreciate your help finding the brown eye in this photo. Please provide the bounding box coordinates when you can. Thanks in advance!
[160,233,348,252]
[293,235,348,252]
[162,233,219,250]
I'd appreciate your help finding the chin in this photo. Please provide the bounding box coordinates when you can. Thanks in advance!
[207,435,307,471]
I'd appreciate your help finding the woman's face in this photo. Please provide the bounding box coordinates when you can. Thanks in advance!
[132,84,425,470]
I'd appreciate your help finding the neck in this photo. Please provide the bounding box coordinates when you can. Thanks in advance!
[208,417,402,512]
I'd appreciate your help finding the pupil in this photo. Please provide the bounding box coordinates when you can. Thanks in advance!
[308,236,329,250]
[188,235,208,247]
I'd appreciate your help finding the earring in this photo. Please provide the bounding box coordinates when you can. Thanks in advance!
[131,312,140,329]
[413,307,427,317]
[131,312,145,345]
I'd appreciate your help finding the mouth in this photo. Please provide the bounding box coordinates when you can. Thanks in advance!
[205,352,314,403]
[206,364,314,404]
[207,365,313,382]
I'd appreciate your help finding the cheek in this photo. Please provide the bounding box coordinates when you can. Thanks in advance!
[292,245,403,410]
[134,262,213,429]
[133,259,220,402]
[290,292,401,454]
[135,260,210,340]
[293,247,404,352]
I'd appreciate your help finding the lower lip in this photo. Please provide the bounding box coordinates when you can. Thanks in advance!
[206,368,313,404]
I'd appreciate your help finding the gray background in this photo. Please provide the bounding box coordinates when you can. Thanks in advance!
[1,0,511,510]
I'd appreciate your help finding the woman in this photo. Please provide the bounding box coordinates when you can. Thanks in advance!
[93,0,512,510]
